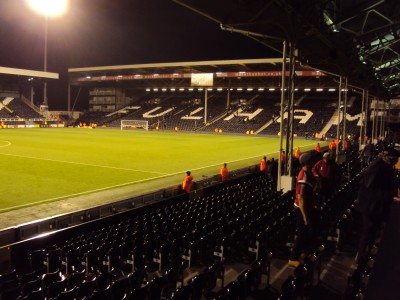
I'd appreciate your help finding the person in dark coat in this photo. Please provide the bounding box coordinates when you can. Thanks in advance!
[356,147,400,267]
[360,139,375,167]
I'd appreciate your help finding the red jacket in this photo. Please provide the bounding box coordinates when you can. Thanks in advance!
[182,175,193,192]
[312,159,331,179]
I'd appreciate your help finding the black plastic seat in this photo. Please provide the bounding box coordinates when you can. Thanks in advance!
[148,276,166,300]
[279,275,296,300]
[110,277,130,300]
[95,271,115,291]
[0,286,20,300]
[76,279,97,299]
[236,269,252,299]
[168,285,191,300]
[0,269,18,285]
[217,280,239,300]
[29,249,46,273]
[81,249,101,275]
[203,261,223,293]
[101,247,120,273]
[45,249,62,273]
[66,270,85,290]
[162,264,185,297]
[88,285,111,300]
[61,249,81,274]
[189,273,206,300]
[1,276,21,291]
[127,266,147,290]
[53,287,77,300]
[22,288,47,300]
[21,277,42,298]
[128,284,149,300]
[42,270,63,289]
[47,279,68,299]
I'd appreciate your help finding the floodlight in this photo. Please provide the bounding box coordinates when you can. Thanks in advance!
[26,0,69,17]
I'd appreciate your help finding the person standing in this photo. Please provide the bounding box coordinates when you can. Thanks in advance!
[268,158,278,184]
[315,143,321,153]
[343,139,350,153]
[294,146,301,159]
[356,147,400,268]
[289,152,319,267]
[329,139,336,151]
[260,156,267,173]
[220,163,229,182]
[182,171,194,193]
[328,139,337,159]
[312,152,338,201]
[360,139,375,167]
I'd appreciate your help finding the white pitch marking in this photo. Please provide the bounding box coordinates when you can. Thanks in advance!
[0,141,319,212]
[0,140,11,147]
[0,152,168,175]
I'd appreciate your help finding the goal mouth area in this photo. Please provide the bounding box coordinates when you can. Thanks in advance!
[121,120,149,131]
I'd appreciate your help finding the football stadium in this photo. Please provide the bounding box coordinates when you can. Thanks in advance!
[0,1,400,300]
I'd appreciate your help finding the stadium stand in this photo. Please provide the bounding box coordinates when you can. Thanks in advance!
[72,91,364,140]
[0,97,65,128]
[1,146,384,300]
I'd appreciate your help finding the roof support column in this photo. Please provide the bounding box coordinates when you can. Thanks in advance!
[364,91,369,142]
[342,77,348,141]
[372,98,377,143]
[285,42,296,177]
[226,87,230,110]
[359,89,365,148]
[204,88,208,125]
[67,84,71,117]
[277,40,287,192]
[30,86,34,106]
[336,76,343,161]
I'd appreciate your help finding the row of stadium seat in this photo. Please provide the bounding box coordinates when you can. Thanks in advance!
[0,149,364,300]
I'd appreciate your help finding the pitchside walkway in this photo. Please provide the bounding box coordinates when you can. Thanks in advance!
[0,171,189,230]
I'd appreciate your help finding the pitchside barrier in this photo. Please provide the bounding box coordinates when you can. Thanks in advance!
[0,163,260,273]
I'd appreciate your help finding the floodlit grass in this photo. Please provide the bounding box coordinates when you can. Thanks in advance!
[0,128,320,212]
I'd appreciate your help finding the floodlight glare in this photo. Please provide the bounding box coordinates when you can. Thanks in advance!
[26,0,69,17]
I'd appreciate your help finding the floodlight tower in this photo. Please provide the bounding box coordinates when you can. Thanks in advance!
[26,0,69,105]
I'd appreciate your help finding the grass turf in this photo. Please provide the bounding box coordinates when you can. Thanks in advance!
[0,128,321,212]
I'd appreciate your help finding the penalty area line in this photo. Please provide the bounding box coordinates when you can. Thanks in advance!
[0,152,168,175]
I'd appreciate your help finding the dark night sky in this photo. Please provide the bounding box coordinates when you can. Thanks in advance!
[0,0,272,110]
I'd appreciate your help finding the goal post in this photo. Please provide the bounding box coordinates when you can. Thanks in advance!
[121,120,149,131]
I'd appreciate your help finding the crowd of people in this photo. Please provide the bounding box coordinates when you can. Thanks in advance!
[178,139,400,272]
[290,139,400,271]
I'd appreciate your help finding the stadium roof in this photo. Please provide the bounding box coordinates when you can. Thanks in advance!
[0,66,59,87]
[172,0,400,99]
[68,58,343,91]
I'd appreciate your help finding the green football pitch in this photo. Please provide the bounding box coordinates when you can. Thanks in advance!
[0,128,321,212]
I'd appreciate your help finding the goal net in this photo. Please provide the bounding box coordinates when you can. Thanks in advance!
[121,119,149,131]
